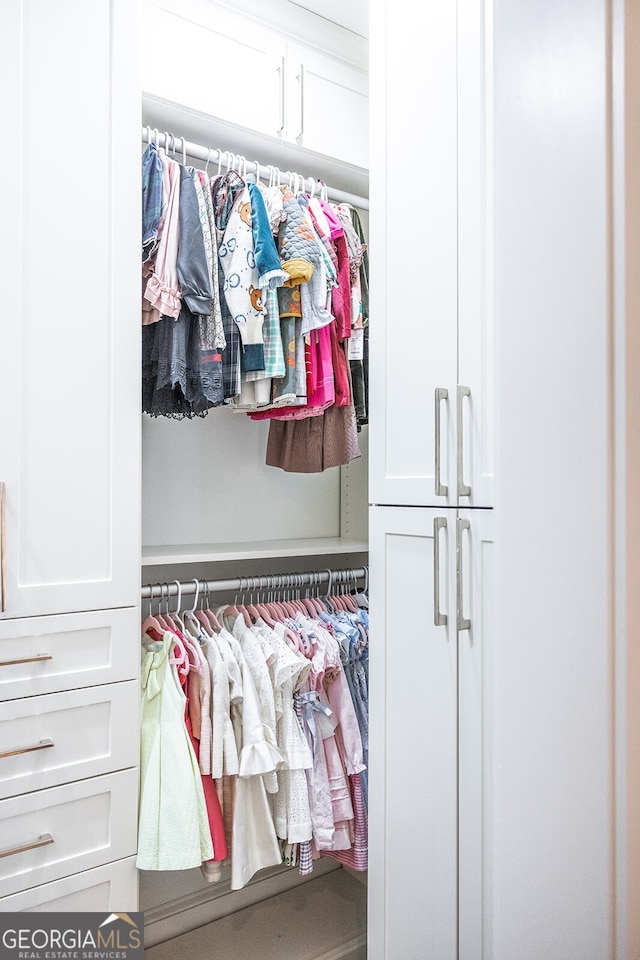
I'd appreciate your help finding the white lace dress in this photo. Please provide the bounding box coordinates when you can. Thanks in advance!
[255,619,314,844]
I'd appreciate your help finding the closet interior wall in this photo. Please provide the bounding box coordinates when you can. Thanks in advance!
[139,0,370,943]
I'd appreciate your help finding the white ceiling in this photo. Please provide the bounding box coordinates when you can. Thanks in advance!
[288,0,368,37]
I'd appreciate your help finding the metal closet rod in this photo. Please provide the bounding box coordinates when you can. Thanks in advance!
[141,566,367,600]
[141,127,369,211]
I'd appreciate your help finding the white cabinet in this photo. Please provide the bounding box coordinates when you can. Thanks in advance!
[0,681,139,800]
[368,0,493,509]
[142,0,368,169]
[369,0,637,956]
[142,0,285,139]
[0,769,138,898]
[0,857,138,912]
[0,0,140,620]
[0,0,141,917]
[0,608,140,701]
[368,505,493,960]
[284,41,368,167]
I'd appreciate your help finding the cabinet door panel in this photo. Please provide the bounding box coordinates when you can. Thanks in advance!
[0,769,138,897]
[369,1,458,507]
[457,507,494,960]
[286,42,368,167]
[0,681,138,800]
[369,506,457,960]
[143,0,283,137]
[0,608,139,701]
[0,0,140,618]
[457,0,494,508]
[0,857,138,912]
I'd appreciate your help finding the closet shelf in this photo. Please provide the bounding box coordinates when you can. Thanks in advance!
[141,537,369,567]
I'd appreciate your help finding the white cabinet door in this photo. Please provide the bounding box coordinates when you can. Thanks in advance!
[369,504,492,960]
[0,857,138,913]
[457,507,494,960]
[0,607,139,701]
[368,505,458,960]
[0,681,139,800]
[368,1,458,508]
[457,0,495,509]
[369,0,493,510]
[143,0,284,139]
[285,41,368,168]
[0,769,138,898]
[0,0,140,619]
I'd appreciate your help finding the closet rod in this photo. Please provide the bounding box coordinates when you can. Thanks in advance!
[141,566,367,600]
[141,127,369,211]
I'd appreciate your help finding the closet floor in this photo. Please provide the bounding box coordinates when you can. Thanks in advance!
[143,868,367,960]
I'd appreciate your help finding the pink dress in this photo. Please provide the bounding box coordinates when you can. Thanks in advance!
[177,638,228,866]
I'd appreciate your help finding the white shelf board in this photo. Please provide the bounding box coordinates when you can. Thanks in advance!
[141,537,369,567]
[142,94,369,202]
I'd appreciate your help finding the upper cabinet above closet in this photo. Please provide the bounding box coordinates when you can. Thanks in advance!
[142,0,368,169]
[368,0,493,508]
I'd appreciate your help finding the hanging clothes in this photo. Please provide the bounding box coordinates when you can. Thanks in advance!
[140,141,368,468]
[137,574,369,883]
[137,629,214,870]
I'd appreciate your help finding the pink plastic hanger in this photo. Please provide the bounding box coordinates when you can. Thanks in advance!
[183,579,208,639]
[242,578,263,624]
[170,580,202,668]
[193,583,219,634]
[141,586,165,639]
[254,576,277,627]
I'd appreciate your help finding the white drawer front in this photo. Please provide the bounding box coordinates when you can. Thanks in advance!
[0,682,138,799]
[0,608,139,700]
[0,769,138,897]
[0,856,138,912]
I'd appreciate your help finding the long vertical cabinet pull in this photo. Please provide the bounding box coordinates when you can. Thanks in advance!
[433,517,448,626]
[297,65,305,142]
[435,388,449,497]
[457,385,472,497]
[457,517,471,632]
[276,56,286,133]
[0,481,6,612]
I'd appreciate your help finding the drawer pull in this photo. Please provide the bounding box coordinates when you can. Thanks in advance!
[0,739,54,760]
[0,833,54,859]
[0,653,52,667]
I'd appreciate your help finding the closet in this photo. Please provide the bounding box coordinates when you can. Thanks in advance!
[139,0,371,953]
[2,0,640,958]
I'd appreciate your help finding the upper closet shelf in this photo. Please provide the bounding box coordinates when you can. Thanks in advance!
[141,537,369,567]
[142,94,368,205]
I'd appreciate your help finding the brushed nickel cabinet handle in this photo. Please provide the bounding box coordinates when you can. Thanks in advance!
[277,56,285,133]
[0,739,54,760]
[435,388,449,497]
[297,64,305,141]
[0,654,52,667]
[457,385,472,497]
[0,833,54,859]
[457,517,471,632]
[433,517,448,627]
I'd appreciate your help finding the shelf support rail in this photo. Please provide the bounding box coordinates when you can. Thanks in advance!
[141,567,367,602]
[141,127,369,210]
